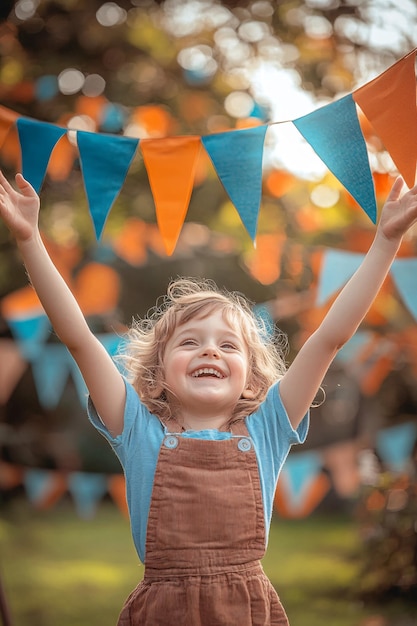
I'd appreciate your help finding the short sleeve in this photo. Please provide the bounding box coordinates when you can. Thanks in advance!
[245,380,310,534]
[87,379,159,465]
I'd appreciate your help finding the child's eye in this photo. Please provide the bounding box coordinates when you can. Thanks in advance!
[221,342,237,350]
[181,339,197,346]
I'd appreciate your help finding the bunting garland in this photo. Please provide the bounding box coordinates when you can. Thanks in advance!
[2,244,417,410]
[2,417,415,519]
[0,249,417,519]
[1,50,417,522]
[0,48,415,253]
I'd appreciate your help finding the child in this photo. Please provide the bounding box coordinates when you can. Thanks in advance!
[1,169,417,625]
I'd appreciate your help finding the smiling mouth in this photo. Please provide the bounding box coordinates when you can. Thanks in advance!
[191,368,225,379]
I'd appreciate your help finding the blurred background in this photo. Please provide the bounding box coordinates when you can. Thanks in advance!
[0,0,417,624]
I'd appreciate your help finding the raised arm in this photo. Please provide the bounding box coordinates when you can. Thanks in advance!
[0,171,126,436]
[280,177,417,429]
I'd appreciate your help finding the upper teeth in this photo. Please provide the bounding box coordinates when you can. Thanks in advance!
[192,368,223,378]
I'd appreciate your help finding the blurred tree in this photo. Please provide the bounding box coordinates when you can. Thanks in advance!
[0,0,414,290]
[2,7,417,615]
[356,458,417,602]
[1,0,417,472]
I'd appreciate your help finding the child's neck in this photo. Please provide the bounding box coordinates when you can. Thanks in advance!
[176,412,231,432]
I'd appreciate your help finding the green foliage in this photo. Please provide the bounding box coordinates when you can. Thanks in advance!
[356,470,417,602]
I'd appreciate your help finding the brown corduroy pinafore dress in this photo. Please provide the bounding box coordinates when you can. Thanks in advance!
[117,420,289,626]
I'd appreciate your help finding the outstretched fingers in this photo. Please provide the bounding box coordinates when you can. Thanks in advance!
[15,173,35,197]
[397,182,417,233]
[386,176,405,203]
[0,171,35,200]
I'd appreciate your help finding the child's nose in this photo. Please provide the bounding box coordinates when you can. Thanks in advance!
[201,344,220,358]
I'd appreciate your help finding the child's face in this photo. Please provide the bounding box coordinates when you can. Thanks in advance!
[162,308,251,426]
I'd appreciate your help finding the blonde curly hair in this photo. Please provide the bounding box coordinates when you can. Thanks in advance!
[118,277,287,424]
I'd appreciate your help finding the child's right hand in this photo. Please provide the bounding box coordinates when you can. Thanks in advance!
[377,177,417,245]
[0,171,40,243]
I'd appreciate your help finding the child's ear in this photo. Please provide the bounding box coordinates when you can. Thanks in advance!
[242,387,256,399]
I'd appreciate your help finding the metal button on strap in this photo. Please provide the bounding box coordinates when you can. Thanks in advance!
[237,437,252,452]
[163,435,179,449]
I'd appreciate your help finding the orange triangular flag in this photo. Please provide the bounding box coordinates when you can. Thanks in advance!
[353,48,417,188]
[141,136,202,255]
[0,105,18,149]
[75,262,120,316]
[1,284,42,318]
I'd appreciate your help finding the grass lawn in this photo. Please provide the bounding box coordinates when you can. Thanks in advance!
[1,497,416,626]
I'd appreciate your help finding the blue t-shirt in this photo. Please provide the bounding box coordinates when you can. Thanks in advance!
[88,380,308,563]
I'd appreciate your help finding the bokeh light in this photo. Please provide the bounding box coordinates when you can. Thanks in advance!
[310,184,340,208]
[83,74,106,97]
[224,91,254,118]
[14,0,40,21]
[58,68,85,95]
[96,2,127,27]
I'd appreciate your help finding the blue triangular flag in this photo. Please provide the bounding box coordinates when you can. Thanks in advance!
[24,469,60,505]
[7,314,51,361]
[317,249,364,306]
[390,258,417,321]
[293,94,377,223]
[77,130,139,239]
[32,344,71,409]
[336,331,372,363]
[17,118,67,193]
[376,422,417,472]
[68,472,108,519]
[202,125,268,240]
[281,451,322,507]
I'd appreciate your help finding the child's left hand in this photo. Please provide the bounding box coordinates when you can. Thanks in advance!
[378,177,417,244]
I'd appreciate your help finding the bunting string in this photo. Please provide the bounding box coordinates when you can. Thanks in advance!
[1,49,417,521]
[0,48,416,254]
[1,418,415,519]
[2,245,417,411]
[1,245,417,519]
